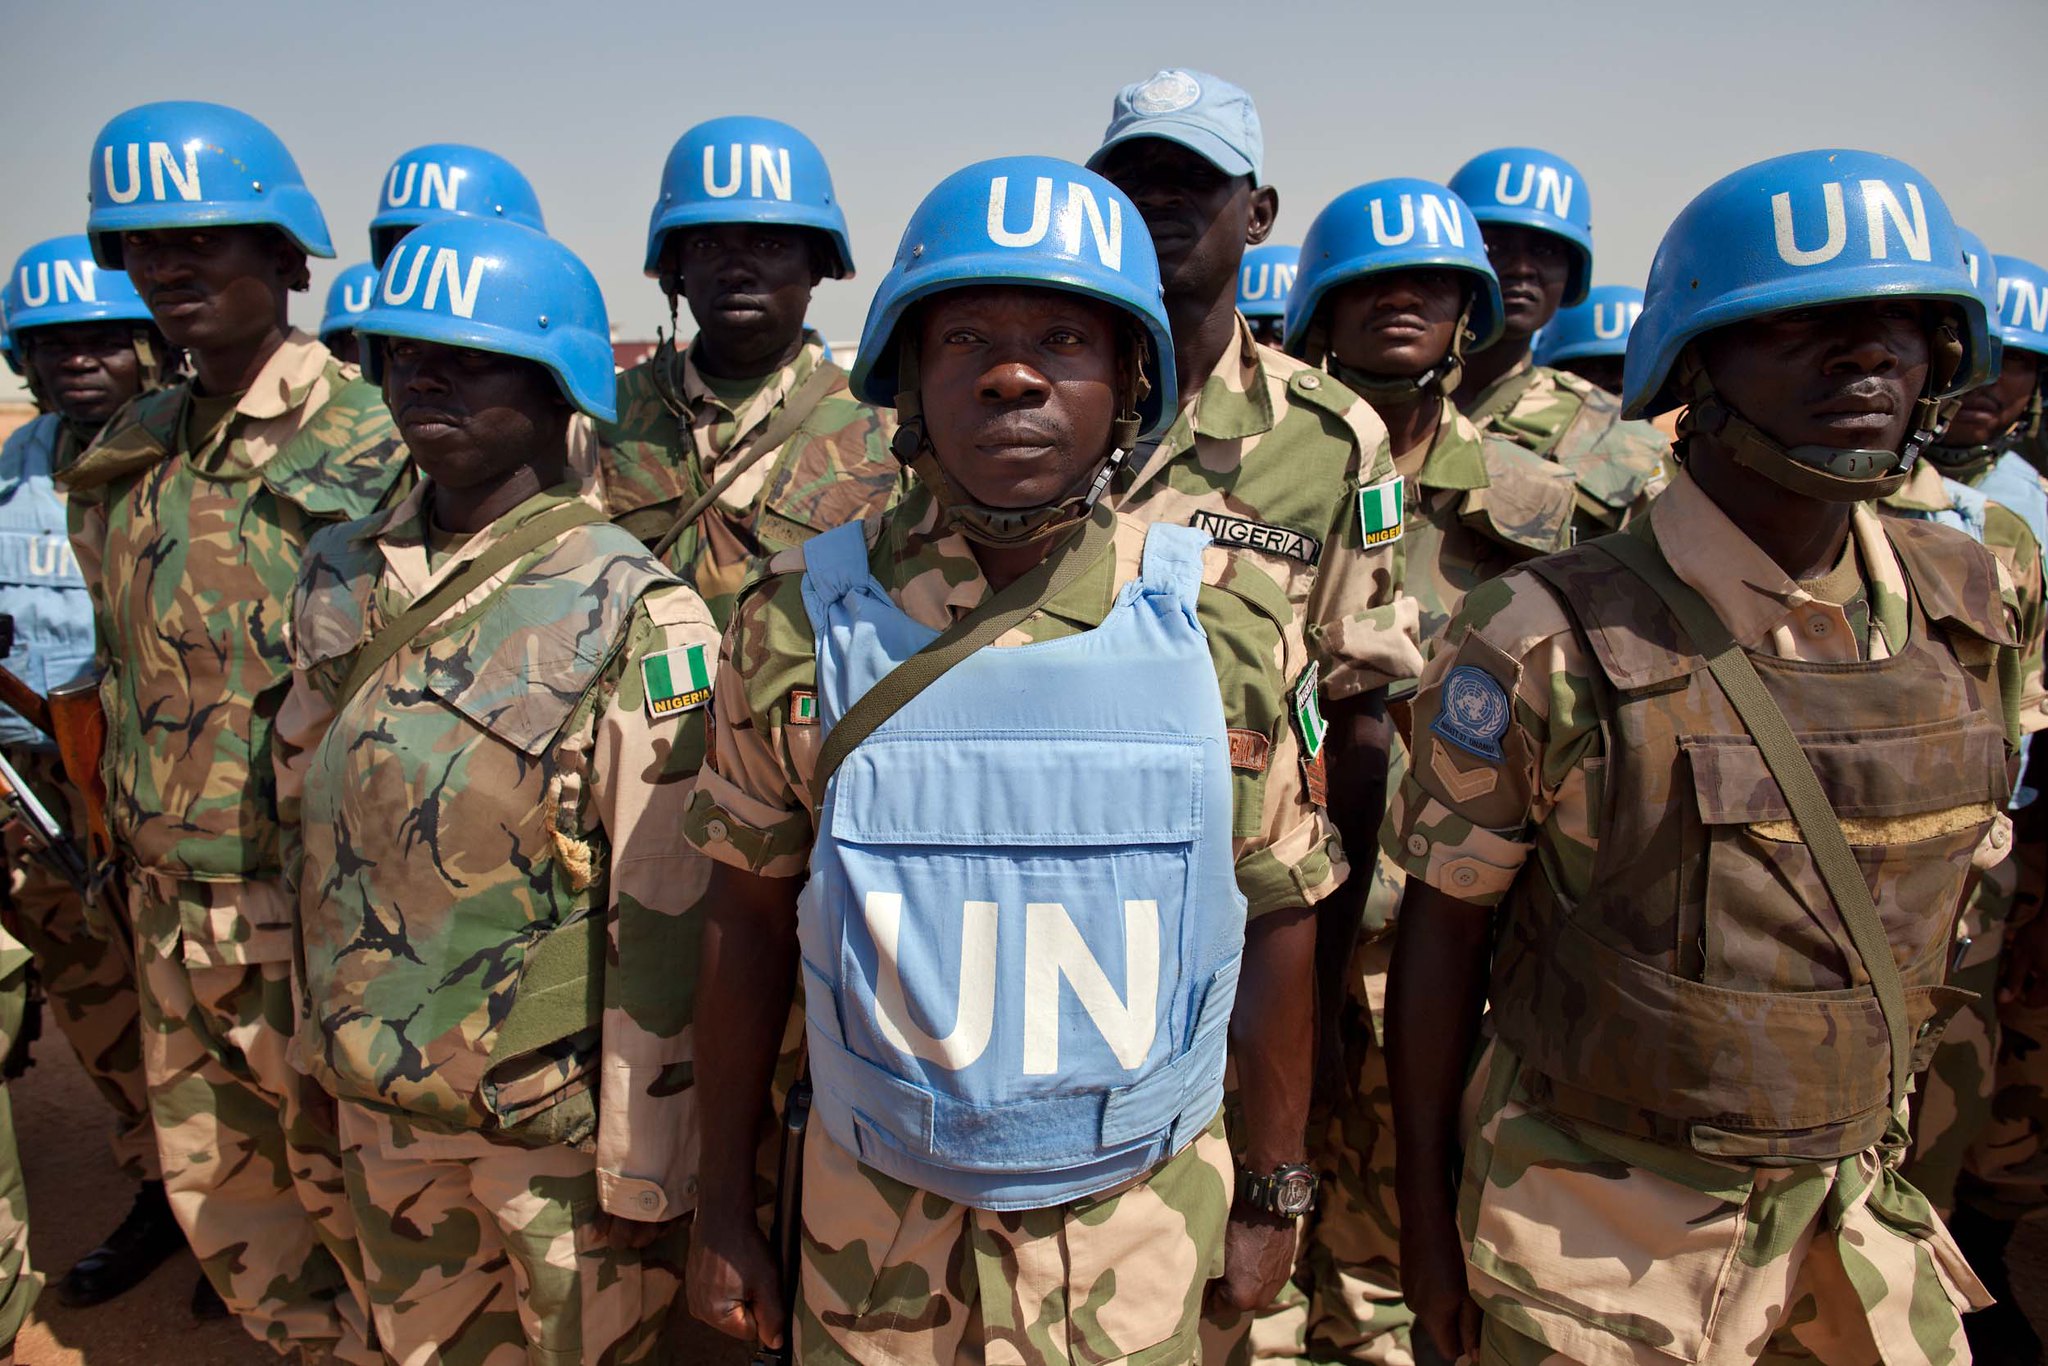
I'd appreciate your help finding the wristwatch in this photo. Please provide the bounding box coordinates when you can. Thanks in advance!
[1238,1163,1318,1217]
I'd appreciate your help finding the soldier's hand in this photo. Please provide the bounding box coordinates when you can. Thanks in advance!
[1209,1210,1297,1313]
[2000,911,2048,1008]
[688,1210,786,1350]
[595,1210,680,1252]
[1402,1212,1480,1361]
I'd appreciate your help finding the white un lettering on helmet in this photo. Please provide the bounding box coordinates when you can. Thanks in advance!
[17,260,96,309]
[379,242,488,320]
[1593,300,1642,339]
[1772,180,1932,268]
[703,144,793,201]
[103,142,203,205]
[984,177,1123,270]
[1494,162,1573,218]
[1370,192,1465,248]
[385,161,465,212]
[2004,277,2048,335]
[1241,259,1296,302]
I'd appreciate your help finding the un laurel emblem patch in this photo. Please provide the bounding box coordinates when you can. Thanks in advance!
[1132,71,1202,114]
[1430,665,1511,761]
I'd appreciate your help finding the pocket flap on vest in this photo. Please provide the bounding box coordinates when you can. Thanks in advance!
[829,734,1205,847]
[1684,725,2005,826]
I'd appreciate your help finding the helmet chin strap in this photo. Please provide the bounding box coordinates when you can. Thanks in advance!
[890,331,1147,549]
[1672,317,1964,503]
[1309,299,1474,405]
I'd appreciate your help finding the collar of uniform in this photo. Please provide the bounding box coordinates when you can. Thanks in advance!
[679,331,823,445]
[881,483,1117,633]
[1410,399,1491,492]
[1466,351,1537,414]
[232,329,331,423]
[372,480,584,599]
[1879,458,1955,515]
[1648,468,1908,658]
[1123,314,1274,491]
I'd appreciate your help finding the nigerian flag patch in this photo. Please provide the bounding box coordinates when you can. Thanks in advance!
[1359,476,1405,546]
[1293,662,1327,760]
[789,689,819,725]
[642,644,713,718]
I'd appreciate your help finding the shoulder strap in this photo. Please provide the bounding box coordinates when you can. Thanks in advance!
[651,361,844,561]
[1594,530,1912,1119]
[800,520,875,604]
[1465,365,1544,429]
[334,500,606,713]
[1138,520,1210,610]
[813,504,1115,791]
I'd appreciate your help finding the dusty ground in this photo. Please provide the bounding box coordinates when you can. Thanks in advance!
[6,1037,2047,1363]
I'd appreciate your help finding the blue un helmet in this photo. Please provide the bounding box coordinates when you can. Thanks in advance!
[644,116,853,281]
[1623,149,1990,501]
[1447,147,1594,308]
[369,144,546,268]
[852,155,1175,545]
[1238,243,1297,343]
[87,101,333,269]
[352,218,617,423]
[319,262,379,347]
[1993,254,2048,364]
[1283,179,1502,399]
[1958,229,2003,376]
[3,235,154,377]
[1533,284,1644,368]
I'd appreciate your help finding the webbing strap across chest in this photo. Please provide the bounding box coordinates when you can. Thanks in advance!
[1595,530,1913,1117]
[651,362,841,561]
[336,500,606,712]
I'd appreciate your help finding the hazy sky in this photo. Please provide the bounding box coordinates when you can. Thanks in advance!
[4,0,2044,401]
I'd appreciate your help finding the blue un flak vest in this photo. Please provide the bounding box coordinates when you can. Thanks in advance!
[0,416,92,750]
[796,519,1246,1211]
[1981,450,2048,551]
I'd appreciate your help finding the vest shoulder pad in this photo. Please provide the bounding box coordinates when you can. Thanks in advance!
[257,376,409,523]
[1521,535,1697,690]
[1885,515,2020,648]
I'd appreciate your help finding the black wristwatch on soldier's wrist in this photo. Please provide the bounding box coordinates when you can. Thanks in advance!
[1237,1163,1318,1218]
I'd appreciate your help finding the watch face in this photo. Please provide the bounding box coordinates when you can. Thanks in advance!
[1277,1169,1317,1215]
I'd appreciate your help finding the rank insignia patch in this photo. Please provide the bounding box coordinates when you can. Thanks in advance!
[642,644,713,718]
[1430,665,1510,761]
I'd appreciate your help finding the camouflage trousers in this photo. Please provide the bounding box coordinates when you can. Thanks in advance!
[1958,988,2048,1223]
[337,1102,678,1366]
[0,940,39,1351]
[1460,1044,1987,1366]
[131,875,374,1362]
[0,744,156,1182]
[796,1114,1232,1365]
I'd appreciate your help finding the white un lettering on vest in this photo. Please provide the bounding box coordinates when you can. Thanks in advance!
[1772,179,1933,268]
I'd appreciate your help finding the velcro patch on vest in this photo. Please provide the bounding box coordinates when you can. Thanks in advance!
[788,689,818,726]
[1227,728,1270,773]
[1429,665,1510,762]
[1358,476,1405,546]
[1188,511,1323,564]
[642,644,714,718]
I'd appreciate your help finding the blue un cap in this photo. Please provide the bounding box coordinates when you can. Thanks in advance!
[1087,69,1263,183]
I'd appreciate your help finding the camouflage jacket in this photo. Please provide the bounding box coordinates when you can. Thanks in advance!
[592,331,902,625]
[277,483,719,1216]
[60,331,407,965]
[1110,316,1421,702]
[1460,355,1670,538]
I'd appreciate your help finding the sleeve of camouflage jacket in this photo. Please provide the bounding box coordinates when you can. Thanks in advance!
[594,582,723,1221]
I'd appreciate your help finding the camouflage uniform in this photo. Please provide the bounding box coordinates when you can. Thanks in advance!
[59,331,406,1362]
[276,482,719,1364]
[1458,356,1670,539]
[1386,470,2017,1365]
[1883,460,2048,1211]
[1299,403,1575,1366]
[592,331,902,625]
[0,925,38,1354]
[684,484,1345,1365]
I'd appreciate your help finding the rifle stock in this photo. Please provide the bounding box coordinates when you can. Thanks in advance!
[46,676,112,861]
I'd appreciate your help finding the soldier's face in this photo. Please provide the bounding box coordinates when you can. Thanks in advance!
[119,226,299,356]
[1944,350,2040,448]
[1482,225,1569,339]
[325,331,361,368]
[669,224,821,366]
[1325,270,1465,378]
[21,323,144,425]
[1558,356,1625,395]
[1700,300,1934,453]
[380,339,569,494]
[1096,139,1275,310]
[916,287,1124,511]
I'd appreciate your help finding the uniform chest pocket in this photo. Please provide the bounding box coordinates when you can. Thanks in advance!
[422,648,600,756]
[1683,727,2004,992]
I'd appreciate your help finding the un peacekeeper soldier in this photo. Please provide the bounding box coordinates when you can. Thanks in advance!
[1447,147,1670,537]
[595,116,899,624]
[0,925,36,1366]
[1928,245,2048,545]
[275,217,715,1366]
[1239,243,1298,348]
[686,156,1337,1365]
[366,142,545,270]
[0,235,191,1309]
[1389,150,2012,1366]
[1531,284,1643,399]
[1271,178,1574,1366]
[316,263,377,368]
[61,101,407,1364]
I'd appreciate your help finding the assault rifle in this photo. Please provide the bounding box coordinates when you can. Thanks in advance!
[0,617,89,894]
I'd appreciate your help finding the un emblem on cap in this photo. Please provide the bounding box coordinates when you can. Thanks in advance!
[1132,70,1202,114]
[1431,665,1511,761]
